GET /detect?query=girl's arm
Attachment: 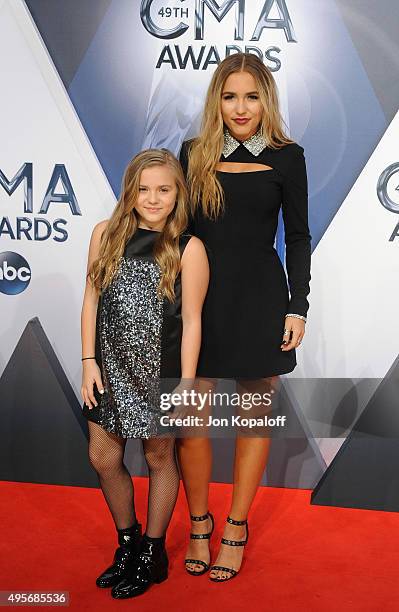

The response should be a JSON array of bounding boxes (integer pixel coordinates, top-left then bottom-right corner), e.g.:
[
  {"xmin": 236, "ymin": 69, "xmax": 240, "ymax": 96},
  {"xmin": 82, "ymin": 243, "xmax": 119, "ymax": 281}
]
[
  {"xmin": 180, "ymin": 236, "xmax": 209, "ymax": 380},
  {"xmin": 80, "ymin": 220, "xmax": 108, "ymax": 408}
]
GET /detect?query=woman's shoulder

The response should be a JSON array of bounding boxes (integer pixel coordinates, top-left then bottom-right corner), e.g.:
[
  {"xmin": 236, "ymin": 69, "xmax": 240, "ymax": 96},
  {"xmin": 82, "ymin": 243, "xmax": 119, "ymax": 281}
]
[
  {"xmin": 265, "ymin": 141, "xmax": 306, "ymax": 177},
  {"xmin": 179, "ymin": 137, "xmax": 191, "ymax": 154},
  {"xmin": 180, "ymin": 137, "xmax": 197, "ymax": 152},
  {"xmin": 179, "ymin": 137, "xmax": 200, "ymax": 162},
  {"xmin": 269, "ymin": 141, "xmax": 304, "ymax": 157}
]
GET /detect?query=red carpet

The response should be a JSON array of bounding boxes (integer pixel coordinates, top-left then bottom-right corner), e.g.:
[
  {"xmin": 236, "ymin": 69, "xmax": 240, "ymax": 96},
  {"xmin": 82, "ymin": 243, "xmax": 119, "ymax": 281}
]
[{"xmin": 1, "ymin": 479, "xmax": 398, "ymax": 611}]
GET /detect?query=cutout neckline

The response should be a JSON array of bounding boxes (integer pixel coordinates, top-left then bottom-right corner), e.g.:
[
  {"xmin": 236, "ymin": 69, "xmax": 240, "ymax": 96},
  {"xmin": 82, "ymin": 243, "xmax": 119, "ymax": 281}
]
[
  {"xmin": 216, "ymin": 168, "xmax": 275, "ymax": 175},
  {"xmin": 216, "ymin": 162, "xmax": 274, "ymax": 175}
]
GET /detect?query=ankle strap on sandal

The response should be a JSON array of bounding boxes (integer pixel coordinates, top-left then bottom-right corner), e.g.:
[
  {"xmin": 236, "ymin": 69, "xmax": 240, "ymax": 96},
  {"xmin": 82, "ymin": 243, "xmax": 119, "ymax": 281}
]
[
  {"xmin": 227, "ymin": 516, "xmax": 247, "ymax": 526},
  {"xmin": 190, "ymin": 512, "xmax": 210, "ymax": 522}
]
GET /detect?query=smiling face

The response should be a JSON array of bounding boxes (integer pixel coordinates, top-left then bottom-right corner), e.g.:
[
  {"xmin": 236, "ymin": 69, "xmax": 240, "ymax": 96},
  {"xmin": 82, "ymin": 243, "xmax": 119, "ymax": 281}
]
[
  {"xmin": 135, "ymin": 164, "xmax": 178, "ymax": 231},
  {"xmin": 221, "ymin": 70, "xmax": 264, "ymax": 141}
]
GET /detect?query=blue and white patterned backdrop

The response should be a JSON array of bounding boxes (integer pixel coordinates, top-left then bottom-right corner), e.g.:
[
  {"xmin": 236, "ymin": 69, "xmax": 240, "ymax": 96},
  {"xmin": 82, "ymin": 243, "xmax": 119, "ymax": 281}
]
[{"xmin": 1, "ymin": 0, "xmax": 398, "ymax": 482}]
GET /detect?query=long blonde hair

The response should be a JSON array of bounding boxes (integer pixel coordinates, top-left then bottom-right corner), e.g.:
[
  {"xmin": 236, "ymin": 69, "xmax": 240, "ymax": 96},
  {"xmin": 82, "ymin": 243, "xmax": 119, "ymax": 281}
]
[
  {"xmin": 88, "ymin": 149, "xmax": 188, "ymax": 301},
  {"xmin": 188, "ymin": 53, "xmax": 294, "ymax": 219}
]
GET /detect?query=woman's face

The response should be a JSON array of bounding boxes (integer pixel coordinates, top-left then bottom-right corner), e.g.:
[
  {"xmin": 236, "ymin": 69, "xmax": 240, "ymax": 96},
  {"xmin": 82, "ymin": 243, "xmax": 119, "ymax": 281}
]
[
  {"xmin": 135, "ymin": 165, "xmax": 177, "ymax": 231},
  {"xmin": 221, "ymin": 70, "xmax": 264, "ymax": 141}
]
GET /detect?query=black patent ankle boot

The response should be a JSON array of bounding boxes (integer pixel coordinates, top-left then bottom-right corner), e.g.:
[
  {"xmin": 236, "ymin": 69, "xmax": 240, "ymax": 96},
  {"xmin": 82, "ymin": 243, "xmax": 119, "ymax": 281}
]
[
  {"xmin": 111, "ymin": 534, "xmax": 168, "ymax": 599},
  {"xmin": 96, "ymin": 522, "xmax": 142, "ymax": 588}
]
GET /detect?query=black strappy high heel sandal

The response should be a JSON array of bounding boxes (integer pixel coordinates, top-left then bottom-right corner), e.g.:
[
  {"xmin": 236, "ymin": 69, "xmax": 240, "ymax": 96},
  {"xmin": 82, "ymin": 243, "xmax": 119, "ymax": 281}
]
[
  {"xmin": 209, "ymin": 516, "xmax": 249, "ymax": 582},
  {"xmin": 184, "ymin": 511, "xmax": 214, "ymax": 576}
]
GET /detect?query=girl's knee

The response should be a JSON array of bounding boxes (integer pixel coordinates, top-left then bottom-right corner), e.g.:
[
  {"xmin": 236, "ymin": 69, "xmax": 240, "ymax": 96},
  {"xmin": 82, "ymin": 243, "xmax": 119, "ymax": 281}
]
[
  {"xmin": 88, "ymin": 443, "xmax": 121, "ymax": 475},
  {"xmin": 143, "ymin": 439, "xmax": 175, "ymax": 470}
]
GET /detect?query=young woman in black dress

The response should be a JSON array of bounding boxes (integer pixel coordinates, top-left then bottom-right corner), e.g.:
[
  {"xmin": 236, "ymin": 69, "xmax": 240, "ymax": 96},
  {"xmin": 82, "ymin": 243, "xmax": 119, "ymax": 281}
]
[
  {"xmin": 178, "ymin": 53, "xmax": 311, "ymax": 581},
  {"xmin": 80, "ymin": 149, "xmax": 209, "ymax": 598}
]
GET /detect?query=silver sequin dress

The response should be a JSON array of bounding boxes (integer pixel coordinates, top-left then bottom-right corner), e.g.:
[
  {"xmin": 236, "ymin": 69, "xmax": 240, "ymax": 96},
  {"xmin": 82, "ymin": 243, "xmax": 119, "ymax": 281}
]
[{"xmin": 82, "ymin": 228, "xmax": 192, "ymax": 438}]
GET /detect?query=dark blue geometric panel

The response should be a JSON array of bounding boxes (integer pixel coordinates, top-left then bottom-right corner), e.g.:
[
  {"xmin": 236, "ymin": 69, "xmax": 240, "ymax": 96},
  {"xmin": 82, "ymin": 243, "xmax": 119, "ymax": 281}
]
[
  {"xmin": 68, "ymin": 0, "xmax": 159, "ymax": 196},
  {"xmin": 25, "ymin": 0, "xmax": 112, "ymax": 87},
  {"xmin": 0, "ymin": 317, "xmax": 98, "ymax": 488},
  {"xmin": 311, "ymin": 354, "xmax": 399, "ymax": 512},
  {"xmin": 336, "ymin": 0, "xmax": 399, "ymax": 122}
]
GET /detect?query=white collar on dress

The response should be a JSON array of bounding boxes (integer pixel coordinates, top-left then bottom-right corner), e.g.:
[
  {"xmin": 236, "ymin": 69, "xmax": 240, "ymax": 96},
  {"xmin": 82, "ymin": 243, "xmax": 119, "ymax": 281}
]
[{"xmin": 222, "ymin": 128, "xmax": 268, "ymax": 158}]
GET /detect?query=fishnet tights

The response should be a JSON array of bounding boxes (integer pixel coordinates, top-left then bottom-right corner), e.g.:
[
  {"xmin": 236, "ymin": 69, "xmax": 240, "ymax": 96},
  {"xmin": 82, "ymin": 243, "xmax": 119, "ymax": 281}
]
[{"xmin": 88, "ymin": 421, "xmax": 179, "ymax": 537}]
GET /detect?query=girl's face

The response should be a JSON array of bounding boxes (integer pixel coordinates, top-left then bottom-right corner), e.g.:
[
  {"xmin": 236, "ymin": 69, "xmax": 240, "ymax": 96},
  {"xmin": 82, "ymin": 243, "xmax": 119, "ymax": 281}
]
[
  {"xmin": 221, "ymin": 71, "xmax": 264, "ymax": 142},
  {"xmin": 135, "ymin": 165, "xmax": 178, "ymax": 231}
]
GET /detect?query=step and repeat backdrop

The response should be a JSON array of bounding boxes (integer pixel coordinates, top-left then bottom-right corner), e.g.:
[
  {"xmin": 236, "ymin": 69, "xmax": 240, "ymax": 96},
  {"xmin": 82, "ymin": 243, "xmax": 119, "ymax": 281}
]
[{"xmin": 1, "ymin": 0, "xmax": 398, "ymax": 508}]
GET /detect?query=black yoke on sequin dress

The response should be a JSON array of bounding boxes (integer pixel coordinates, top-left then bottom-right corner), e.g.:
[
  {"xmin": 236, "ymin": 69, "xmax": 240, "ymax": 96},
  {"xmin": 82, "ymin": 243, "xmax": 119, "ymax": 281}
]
[{"xmin": 82, "ymin": 228, "xmax": 192, "ymax": 438}]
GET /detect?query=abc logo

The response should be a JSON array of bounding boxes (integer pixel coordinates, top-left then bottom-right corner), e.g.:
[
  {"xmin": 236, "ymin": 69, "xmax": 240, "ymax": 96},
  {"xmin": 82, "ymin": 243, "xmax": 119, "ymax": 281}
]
[{"xmin": 0, "ymin": 252, "xmax": 31, "ymax": 295}]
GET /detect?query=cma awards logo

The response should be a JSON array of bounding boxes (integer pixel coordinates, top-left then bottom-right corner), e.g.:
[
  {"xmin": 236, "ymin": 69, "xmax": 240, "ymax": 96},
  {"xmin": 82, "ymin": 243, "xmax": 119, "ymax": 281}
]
[
  {"xmin": 140, "ymin": 0, "xmax": 296, "ymax": 71},
  {"xmin": 0, "ymin": 162, "xmax": 80, "ymax": 243},
  {"xmin": 377, "ymin": 162, "xmax": 399, "ymax": 242},
  {"xmin": 0, "ymin": 252, "xmax": 31, "ymax": 295}
]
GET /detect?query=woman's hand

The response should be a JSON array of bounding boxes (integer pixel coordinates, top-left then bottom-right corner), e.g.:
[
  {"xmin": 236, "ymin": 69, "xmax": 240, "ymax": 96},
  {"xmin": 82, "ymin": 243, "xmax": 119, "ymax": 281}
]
[
  {"xmin": 165, "ymin": 379, "xmax": 196, "ymax": 424},
  {"xmin": 81, "ymin": 360, "xmax": 104, "ymax": 409},
  {"xmin": 280, "ymin": 317, "xmax": 305, "ymax": 351}
]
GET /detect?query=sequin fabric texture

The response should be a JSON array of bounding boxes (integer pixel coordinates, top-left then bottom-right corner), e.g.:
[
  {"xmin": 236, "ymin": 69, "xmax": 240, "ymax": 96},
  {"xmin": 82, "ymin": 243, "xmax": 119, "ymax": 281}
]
[{"xmin": 97, "ymin": 256, "xmax": 163, "ymax": 438}]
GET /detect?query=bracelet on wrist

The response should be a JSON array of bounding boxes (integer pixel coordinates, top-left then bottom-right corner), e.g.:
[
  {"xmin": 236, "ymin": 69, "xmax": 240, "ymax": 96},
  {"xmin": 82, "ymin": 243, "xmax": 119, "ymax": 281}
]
[
  {"xmin": 82, "ymin": 357, "xmax": 96, "ymax": 361},
  {"xmin": 285, "ymin": 313, "xmax": 307, "ymax": 323}
]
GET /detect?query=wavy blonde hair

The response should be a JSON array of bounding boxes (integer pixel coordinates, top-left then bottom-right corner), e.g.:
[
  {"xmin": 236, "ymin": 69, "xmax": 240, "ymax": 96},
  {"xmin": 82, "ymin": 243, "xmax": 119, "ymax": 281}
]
[
  {"xmin": 187, "ymin": 53, "xmax": 294, "ymax": 218},
  {"xmin": 88, "ymin": 149, "xmax": 188, "ymax": 301}
]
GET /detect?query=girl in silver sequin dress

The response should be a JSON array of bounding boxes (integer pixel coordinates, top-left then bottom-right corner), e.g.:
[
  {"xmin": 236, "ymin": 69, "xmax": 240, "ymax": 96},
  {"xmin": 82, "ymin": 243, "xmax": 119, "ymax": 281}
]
[{"xmin": 80, "ymin": 149, "xmax": 209, "ymax": 599}]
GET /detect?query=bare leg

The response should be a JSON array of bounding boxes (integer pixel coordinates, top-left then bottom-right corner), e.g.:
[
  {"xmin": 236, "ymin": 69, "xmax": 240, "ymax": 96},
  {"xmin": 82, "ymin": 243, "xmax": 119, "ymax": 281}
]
[
  {"xmin": 176, "ymin": 378, "xmax": 215, "ymax": 573},
  {"xmin": 209, "ymin": 377, "xmax": 277, "ymax": 580}
]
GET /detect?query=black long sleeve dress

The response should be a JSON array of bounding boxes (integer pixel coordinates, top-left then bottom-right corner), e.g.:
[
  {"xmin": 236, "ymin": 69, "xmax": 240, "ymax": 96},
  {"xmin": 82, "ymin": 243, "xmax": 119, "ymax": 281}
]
[{"xmin": 179, "ymin": 136, "xmax": 311, "ymax": 379}]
